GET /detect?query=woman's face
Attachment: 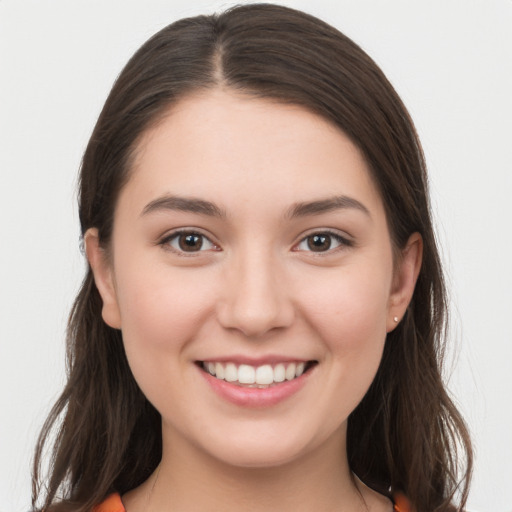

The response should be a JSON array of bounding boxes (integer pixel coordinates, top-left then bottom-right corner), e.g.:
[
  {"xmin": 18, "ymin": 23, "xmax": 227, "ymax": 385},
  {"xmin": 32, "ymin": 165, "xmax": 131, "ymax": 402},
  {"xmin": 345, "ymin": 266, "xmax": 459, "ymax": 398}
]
[{"xmin": 88, "ymin": 89, "xmax": 419, "ymax": 468}]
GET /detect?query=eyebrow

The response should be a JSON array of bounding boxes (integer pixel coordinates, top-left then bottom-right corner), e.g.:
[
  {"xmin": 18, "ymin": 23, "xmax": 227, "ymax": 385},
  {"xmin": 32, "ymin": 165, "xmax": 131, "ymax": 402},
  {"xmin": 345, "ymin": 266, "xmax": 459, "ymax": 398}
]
[
  {"xmin": 286, "ymin": 195, "xmax": 371, "ymax": 219},
  {"xmin": 141, "ymin": 195, "xmax": 226, "ymax": 218},
  {"xmin": 140, "ymin": 194, "xmax": 370, "ymax": 220}
]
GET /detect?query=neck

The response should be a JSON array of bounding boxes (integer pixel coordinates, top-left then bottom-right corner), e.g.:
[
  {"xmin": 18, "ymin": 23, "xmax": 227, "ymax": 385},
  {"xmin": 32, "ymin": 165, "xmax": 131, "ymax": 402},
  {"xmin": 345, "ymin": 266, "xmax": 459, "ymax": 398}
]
[{"xmin": 125, "ymin": 424, "xmax": 377, "ymax": 512}]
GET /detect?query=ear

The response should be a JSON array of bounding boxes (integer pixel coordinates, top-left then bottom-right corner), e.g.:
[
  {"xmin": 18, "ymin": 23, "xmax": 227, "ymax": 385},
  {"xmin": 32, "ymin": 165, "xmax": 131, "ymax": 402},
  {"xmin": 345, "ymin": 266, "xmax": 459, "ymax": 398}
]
[
  {"xmin": 387, "ymin": 232, "xmax": 423, "ymax": 332},
  {"xmin": 84, "ymin": 228, "xmax": 122, "ymax": 329}
]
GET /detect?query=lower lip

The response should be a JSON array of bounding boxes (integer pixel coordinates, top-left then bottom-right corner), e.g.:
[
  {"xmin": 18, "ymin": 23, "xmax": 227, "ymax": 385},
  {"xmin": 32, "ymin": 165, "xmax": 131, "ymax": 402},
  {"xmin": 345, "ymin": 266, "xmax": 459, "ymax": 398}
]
[{"xmin": 198, "ymin": 366, "xmax": 313, "ymax": 408}]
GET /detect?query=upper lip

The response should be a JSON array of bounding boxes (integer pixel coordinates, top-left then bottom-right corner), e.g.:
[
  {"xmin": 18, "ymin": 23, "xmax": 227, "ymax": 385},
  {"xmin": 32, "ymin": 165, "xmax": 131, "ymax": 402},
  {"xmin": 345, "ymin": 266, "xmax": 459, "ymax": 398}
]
[{"xmin": 196, "ymin": 355, "xmax": 315, "ymax": 366}]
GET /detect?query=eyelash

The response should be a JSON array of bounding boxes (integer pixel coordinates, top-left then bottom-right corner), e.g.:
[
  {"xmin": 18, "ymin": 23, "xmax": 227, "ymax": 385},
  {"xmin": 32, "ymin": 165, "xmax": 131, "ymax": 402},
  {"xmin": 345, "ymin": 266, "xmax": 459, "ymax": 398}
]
[
  {"xmin": 294, "ymin": 230, "xmax": 353, "ymax": 254},
  {"xmin": 158, "ymin": 229, "xmax": 353, "ymax": 256},
  {"xmin": 159, "ymin": 230, "xmax": 219, "ymax": 256}
]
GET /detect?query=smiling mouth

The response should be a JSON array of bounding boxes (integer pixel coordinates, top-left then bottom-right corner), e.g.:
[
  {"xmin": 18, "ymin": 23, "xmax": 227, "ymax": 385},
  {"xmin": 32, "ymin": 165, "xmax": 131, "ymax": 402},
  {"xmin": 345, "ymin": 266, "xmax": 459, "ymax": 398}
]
[{"xmin": 197, "ymin": 360, "xmax": 318, "ymax": 388}]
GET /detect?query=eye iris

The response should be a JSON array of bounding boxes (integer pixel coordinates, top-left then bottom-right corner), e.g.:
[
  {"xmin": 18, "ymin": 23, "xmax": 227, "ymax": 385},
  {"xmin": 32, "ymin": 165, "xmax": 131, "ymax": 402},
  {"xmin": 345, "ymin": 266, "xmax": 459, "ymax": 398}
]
[
  {"xmin": 179, "ymin": 233, "xmax": 203, "ymax": 252},
  {"xmin": 307, "ymin": 234, "xmax": 331, "ymax": 252}
]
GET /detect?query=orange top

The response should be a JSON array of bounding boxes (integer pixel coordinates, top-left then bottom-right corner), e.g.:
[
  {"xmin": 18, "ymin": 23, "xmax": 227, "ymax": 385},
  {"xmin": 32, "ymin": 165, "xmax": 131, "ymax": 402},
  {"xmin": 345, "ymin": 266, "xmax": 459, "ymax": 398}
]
[
  {"xmin": 94, "ymin": 491, "xmax": 413, "ymax": 512},
  {"xmin": 93, "ymin": 493, "xmax": 124, "ymax": 512}
]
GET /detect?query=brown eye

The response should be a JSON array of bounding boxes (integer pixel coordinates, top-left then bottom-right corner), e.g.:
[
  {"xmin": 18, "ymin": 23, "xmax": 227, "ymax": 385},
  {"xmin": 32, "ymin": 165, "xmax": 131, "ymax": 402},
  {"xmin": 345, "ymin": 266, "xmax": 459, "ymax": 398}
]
[
  {"xmin": 178, "ymin": 233, "xmax": 203, "ymax": 252},
  {"xmin": 164, "ymin": 231, "xmax": 216, "ymax": 254},
  {"xmin": 296, "ymin": 231, "xmax": 351, "ymax": 253},
  {"xmin": 307, "ymin": 234, "xmax": 332, "ymax": 252}
]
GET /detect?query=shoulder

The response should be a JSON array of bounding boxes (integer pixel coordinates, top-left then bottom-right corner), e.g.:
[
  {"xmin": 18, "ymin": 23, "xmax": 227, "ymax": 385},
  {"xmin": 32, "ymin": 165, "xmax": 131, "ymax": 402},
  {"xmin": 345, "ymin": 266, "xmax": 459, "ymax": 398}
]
[{"xmin": 93, "ymin": 493, "xmax": 125, "ymax": 512}]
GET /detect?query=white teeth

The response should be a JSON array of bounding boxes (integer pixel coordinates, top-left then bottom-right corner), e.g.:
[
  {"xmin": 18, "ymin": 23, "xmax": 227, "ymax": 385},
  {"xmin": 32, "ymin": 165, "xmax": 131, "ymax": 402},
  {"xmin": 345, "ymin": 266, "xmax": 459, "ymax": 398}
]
[
  {"xmin": 285, "ymin": 363, "xmax": 296, "ymax": 381},
  {"xmin": 238, "ymin": 364, "xmax": 255, "ymax": 384},
  {"xmin": 215, "ymin": 362, "xmax": 225, "ymax": 379},
  {"xmin": 202, "ymin": 361, "xmax": 312, "ymax": 385},
  {"xmin": 274, "ymin": 364, "xmax": 286, "ymax": 383},
  {"xmin": 224, "ymin": 363, "xmax": 238, "ymax": 382},
  {"xmin": 255, "ymin": 364, "xmax": 274, "ymax": 385}
]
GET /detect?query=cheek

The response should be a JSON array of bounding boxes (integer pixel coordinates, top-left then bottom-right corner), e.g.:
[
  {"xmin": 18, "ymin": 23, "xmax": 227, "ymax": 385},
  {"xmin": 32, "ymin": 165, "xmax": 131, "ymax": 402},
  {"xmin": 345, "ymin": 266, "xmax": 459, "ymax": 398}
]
[
  {"xmin": 298, "ymin": 264, "xmax": 392, "ymax": 424},
  {"xmin": 113, "ymin": 260, "xmax": 221, "ymax": 413},
  {"xmin": 303, "ymin": 262, "xmax": 390, "ymax": 333},
  {"xmin": 296, "ymin": 259, "xmax": 392, "ymax": 389},
  {"xmin": 115, "ymin": 259, "xmax": 214, "ymax": 340},
  {"xmin": 112, "ymin": 257, "xmax": 220, "ymax": 387}
]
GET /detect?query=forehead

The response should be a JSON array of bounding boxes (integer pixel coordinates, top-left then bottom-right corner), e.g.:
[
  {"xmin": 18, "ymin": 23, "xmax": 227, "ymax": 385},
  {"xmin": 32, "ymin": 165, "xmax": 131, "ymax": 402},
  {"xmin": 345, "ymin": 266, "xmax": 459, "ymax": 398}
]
[{"xmin": 123, "ymin": 89, "xmax": 384, "ymax": 220}]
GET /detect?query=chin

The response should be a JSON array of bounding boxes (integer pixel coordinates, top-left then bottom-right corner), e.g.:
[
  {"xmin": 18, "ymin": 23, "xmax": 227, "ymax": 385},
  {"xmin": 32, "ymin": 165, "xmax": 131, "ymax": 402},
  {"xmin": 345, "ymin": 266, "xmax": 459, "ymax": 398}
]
[
  {"xmin": 195, "ymin": 422, "xmax": 339, "ymax": 470},
  {"xmin": 213, "ymin": 446, "xmax": 306, "ymax": 470}
]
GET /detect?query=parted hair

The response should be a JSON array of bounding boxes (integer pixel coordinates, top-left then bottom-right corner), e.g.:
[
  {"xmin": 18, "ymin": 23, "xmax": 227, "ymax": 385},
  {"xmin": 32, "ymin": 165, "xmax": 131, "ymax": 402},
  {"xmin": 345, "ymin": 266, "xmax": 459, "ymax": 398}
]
[{"xmin": 32, "ymin": 4, "xmax": 472, "ymax": 512}]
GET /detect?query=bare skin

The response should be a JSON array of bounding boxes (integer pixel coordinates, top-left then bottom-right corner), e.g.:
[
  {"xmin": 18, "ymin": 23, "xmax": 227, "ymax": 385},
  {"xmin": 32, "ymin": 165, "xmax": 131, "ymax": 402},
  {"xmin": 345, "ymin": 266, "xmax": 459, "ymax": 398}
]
[
  {"xmin": 123, "ymin": 447, "xmax": 394, "ymax": 512},
  {"xmin": 86, "ymin": 89, "xmax": 421, "ymax": 512}
]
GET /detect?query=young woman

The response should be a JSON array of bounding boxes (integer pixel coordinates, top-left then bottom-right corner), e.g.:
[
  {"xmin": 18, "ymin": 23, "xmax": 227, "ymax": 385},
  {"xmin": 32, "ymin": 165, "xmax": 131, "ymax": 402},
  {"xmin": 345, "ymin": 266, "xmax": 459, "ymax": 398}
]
[{"xmin": 32, "ymin": 4, "xmax": 472, "ymax": 512}]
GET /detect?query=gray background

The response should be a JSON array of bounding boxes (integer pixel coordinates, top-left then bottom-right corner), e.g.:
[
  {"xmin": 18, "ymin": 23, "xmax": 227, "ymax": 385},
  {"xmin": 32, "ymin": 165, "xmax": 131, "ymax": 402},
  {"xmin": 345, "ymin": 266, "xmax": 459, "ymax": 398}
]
[{"xmin": 1, "ymin": 1, "xmax": 511, "ymax": 510}]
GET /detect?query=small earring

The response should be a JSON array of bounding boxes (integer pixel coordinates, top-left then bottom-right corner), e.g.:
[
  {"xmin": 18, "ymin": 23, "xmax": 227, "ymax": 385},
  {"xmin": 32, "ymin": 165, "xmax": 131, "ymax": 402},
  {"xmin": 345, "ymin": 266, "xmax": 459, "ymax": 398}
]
[{"xmin": 393, "ymin": 316, "xmax": 399, "ymax": 323}]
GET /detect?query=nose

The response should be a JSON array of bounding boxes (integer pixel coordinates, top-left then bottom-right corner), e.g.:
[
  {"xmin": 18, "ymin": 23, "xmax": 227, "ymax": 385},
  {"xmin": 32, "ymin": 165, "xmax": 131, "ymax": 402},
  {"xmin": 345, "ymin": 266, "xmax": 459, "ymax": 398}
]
[{"xmin": 216, "ymin": 251, "xmax": 295, "ymax": 338}]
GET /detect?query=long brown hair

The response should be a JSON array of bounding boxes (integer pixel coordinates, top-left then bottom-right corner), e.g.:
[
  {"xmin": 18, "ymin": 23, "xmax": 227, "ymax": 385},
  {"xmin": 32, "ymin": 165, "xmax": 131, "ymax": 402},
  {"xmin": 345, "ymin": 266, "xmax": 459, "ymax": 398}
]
[{"xmin": 32, "ymin": 4, "xmax": 472, "ymax": 511}]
